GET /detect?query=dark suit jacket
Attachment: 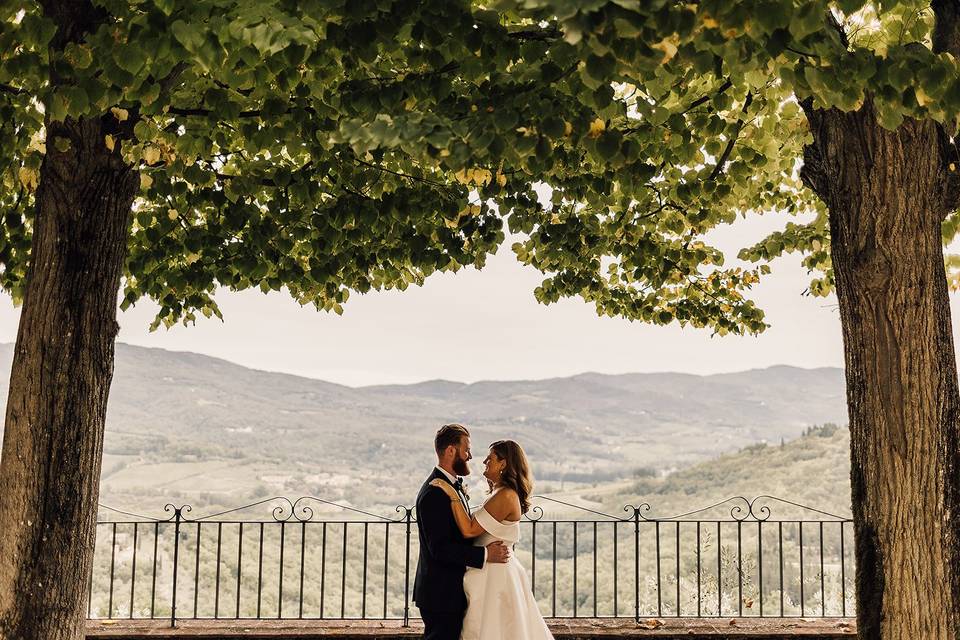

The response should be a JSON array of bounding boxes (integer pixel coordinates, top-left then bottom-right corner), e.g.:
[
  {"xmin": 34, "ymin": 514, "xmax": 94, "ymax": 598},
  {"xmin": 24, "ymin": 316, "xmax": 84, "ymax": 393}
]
[{"xmin": 413, "ymin": 468, "xmax": 486, "ymax": 612}]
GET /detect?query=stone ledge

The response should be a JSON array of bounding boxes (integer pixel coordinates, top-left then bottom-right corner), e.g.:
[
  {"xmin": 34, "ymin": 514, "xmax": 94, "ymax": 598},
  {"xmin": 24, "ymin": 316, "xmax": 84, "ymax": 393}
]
[{"xmin": 86, "ymin": 618, "xmax": 856, "ymax": 639}]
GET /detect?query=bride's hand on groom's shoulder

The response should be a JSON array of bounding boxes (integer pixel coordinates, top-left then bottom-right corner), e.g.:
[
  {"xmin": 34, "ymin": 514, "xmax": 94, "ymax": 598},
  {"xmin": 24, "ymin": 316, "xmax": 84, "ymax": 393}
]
[{"xmin": 429, "ymin": 478, "xmax": 458, "ymax": 500}]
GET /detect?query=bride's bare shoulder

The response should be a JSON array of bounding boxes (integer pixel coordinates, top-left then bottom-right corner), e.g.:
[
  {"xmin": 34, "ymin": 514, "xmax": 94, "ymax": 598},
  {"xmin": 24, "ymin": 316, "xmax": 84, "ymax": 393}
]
[{"xmin": 486, "ymin": 486, "xmax": 520, "ymax": 510}]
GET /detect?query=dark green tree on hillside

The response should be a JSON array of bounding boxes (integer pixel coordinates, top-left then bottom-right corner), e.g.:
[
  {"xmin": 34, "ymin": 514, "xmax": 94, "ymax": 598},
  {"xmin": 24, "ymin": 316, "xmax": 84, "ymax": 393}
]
[{"xmin": 2, "ymin": 0, "xmax": 959, "ymax": 639}]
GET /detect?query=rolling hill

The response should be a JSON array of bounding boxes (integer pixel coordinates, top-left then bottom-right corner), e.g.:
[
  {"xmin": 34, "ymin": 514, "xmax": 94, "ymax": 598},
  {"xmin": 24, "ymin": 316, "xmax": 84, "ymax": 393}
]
[{"xmin": 0, "ymin": 342, "xmax": 848, "ymax": 514}]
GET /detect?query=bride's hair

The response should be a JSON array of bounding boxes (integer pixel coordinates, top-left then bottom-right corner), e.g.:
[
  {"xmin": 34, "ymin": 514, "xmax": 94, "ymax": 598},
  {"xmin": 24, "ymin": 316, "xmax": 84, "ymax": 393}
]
[{"xmin": 489, "ymin": 440, "xmax": 533, "ymax": 514}]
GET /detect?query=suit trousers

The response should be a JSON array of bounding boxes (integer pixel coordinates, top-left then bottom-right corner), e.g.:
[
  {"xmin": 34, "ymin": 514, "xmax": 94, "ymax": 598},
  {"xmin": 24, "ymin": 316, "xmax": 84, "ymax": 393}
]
[{"xmin": 419, "ymin": 607, "xmax": 463, "ymax": 640}]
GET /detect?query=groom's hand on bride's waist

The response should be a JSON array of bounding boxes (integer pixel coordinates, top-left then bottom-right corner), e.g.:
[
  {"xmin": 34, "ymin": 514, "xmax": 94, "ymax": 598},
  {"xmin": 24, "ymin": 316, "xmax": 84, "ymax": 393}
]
[{"xmin": 486, "ymin": 541, "xmax": 511, "ymax": 564}]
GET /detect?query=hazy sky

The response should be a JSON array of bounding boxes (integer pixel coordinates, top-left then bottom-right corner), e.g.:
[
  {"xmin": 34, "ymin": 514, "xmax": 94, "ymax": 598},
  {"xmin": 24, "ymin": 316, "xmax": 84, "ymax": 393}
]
[{"xmin": 3, "ymin": 211, "xmax": 957, "ymax": 386}]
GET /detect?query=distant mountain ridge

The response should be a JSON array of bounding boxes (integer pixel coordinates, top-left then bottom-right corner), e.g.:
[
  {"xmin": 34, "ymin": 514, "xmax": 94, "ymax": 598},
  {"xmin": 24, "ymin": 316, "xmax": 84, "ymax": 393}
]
[{"xmin": 0, "ymin": 343, "xmax": 848, "ymax": 508}]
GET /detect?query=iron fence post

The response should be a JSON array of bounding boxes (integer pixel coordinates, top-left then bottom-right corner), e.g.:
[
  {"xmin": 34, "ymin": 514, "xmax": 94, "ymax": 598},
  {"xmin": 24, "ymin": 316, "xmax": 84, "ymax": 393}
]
[
  {"xmin": 167, "ymin": 504, "xmax": 190, "ymax": 628},
  {"xmin": 170, "ymin": 509, "xmax": 181, "ymax": 627},
  {"xmin": 633, "ymin": 507, "xmax": 640, "ymax": 624},
  {"xmin": 403, "ymin": 506, "xmax": 413, "ymax": 628}
]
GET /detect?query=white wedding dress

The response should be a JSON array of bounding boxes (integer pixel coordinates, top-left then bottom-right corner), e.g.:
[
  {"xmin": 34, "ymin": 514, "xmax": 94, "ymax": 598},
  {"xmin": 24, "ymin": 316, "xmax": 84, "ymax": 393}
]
[{"xmin": 461, "ymin": 493, "xmax": 554, "ymax": 640}]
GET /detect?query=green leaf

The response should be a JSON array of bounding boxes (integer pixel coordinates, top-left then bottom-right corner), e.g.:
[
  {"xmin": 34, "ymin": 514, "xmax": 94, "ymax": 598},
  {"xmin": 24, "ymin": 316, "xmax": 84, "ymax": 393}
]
[
  {"xmin": 171, "ymin": 20, "xmax": 204, "ymax": 52},
  {"xmin": 115, "ymin": 44, "xmax": 148, "ymax": 74},
  {"xmin": 596, "ymin": 130, "xmax": 622, "ymax": 159},
  {"xmin": 755, "ymin": 0, "xmax": 792, "ymax": 31},
  {"xmin": 789, "ymin": 2, "xmax": 824, "ymax": 40},
  {"xmin": 65, "ymin": 43, "xmax": 93, "ymax": 70},
  {"xmin": 585, "ymin": 53, "xmax": 615, "ymax": 82},
  {"xmin": 834, "ymin": 0, "xmax": 867, "ymax": 14},
  {"xmin": 52, "ymin": 136, "xmax": 72, "ymax": 152},
  {"xmin": 493, "ymin": 108, "xmax": 519, "ymax": 132},
  {"xmin": 61, "ymin": 85, "xmax": 88, "ymax": 116},
  {"xmin": 47, "ymin": 93, "xmax": 68, "ymax": 122},
  {"xmin": 153, "ymin": 0, "xmax": 176, "ymax": 15},
  {"xmin": 541, "ymin": 115, "xmax": 566, "ymax": 139}
]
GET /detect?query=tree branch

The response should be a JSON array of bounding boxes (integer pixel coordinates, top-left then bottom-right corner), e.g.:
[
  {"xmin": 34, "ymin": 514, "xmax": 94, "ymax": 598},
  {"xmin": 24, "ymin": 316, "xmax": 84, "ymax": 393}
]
[
  {"xmin": 798, "ymin": 98, "xmax": 831, "ymax": 202},
  {"xmin": 212, "ymin": 160, "xmax": 314, "ymax": 188},
  {"xmin": 354, "ymin": 61, "xmax": 459, "ymax": 85},
  {"xmin": 786, "ymin": 45, "xmax": 819, "ymax": 58},
  {"xmin": 827, "ymin": 11, "xmax": 850, "ymax": 49},
  {"xmin": 167, "ymin": 107, "xmax": 271, "ymax": 118},
  {"xmin": 507, "ymin": 26, "xmax": 561, "ymax": 41},
  {"xmin": 681, "ymin": 80, "xmax": 733, "ymax": 115},
  {"xmin": 353, "ymin": 158, "xmax": 451, "ymax": 189},
  {"xmin": 213, "ymin": 79, "xmax": 253, "ymax": 97},
  {"xmin": 706, "ymin": 92, "xmax": 754, "ymax": 182},
  {"xmin": 933, "ymin": 1, "xmax": 960, "ymax": 211},
  {"xmin": 937, "ymin": 123, "xmax": 960, "ymax": 216},
  {"xmin": 158, "ymin": 62, "xmax": 189, "ymax": 95},
  {"xmin": 933, "ymin": 0, "xmax": 960, "ymax": 57},
  {"xmin": 0, "ymin": 82, "xmax": 26, "ymax": 96}
]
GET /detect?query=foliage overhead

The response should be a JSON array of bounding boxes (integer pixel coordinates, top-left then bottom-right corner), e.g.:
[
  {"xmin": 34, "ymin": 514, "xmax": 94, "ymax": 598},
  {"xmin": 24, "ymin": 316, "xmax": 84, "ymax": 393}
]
[{"xmin": 2, "ymin": 0, "xmax": 959, "ymax": 335}]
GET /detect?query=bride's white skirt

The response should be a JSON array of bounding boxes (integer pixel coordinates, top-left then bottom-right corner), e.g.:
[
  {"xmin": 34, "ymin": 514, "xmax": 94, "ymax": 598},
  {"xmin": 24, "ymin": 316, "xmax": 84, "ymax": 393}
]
[{"xmin": 461, "ymin": 558, "xmax": 554, "ymax": 640}]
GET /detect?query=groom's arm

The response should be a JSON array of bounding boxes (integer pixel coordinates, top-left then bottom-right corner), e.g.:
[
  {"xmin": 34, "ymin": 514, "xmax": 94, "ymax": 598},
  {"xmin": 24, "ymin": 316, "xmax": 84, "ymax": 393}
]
[{"xmin": 418, "ymin": 489, "xmax": 485, "ymax": 569}]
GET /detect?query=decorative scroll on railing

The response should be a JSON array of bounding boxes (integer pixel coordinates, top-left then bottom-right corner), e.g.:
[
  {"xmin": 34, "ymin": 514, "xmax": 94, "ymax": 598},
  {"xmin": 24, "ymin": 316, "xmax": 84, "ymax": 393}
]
[{"xmin": 89, "ymin": 495, "xmax": 854, "ymax": 627}]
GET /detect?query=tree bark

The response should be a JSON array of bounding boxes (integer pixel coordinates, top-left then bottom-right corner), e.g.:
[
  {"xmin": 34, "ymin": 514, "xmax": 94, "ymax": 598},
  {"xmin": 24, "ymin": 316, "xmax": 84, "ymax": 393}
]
[
  {"xmin": 801, "ymin": 100, "xmax": 960, "ymax": 639},
  {"xmin": 0, "ymin": 112, "xmax": 137, "ymax": 638}
]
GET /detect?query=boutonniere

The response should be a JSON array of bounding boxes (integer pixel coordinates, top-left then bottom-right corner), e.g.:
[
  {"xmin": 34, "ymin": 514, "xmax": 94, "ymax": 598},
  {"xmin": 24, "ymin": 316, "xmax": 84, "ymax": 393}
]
[{"xmin": 454, "ymin": 478, "xmax": 469, "ymax": 501}]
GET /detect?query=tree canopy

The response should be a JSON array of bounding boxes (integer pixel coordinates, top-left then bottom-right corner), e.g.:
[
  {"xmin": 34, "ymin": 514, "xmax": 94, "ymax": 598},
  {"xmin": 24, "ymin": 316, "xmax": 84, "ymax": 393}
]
[{"xmin": 5, "ymin": 0, "xmax": 867, "ymax": 337}]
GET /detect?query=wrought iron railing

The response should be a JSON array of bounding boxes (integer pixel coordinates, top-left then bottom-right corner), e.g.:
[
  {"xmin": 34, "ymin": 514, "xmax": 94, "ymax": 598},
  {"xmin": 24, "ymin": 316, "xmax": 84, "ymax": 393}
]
[{"xmin": 88, "ymin": 496, "xmax": 855, "ymax": 627}]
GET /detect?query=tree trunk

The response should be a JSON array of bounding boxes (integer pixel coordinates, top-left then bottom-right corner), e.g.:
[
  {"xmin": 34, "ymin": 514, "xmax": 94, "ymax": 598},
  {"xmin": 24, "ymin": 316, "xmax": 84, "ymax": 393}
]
[
  {"xmin": 801, "ymin": 101, "xmax": 960, "ymax": 639},
  {"xmin": 0, "ymin": 113, "xmax": 137, "ymax": 639}
]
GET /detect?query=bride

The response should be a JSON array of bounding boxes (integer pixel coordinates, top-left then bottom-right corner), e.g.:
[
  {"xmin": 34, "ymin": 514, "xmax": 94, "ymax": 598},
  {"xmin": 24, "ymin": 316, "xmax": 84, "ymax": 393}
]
[{"xmin": 429, "ymin": 439, "xmax": 554, "ymax": 640}]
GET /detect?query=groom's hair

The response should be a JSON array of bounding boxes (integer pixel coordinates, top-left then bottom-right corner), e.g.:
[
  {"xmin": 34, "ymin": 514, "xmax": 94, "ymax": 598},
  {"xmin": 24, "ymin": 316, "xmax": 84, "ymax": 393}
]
[{"xmin": 435, "ymin": 423, "xmax": 470, "ymax": 455}]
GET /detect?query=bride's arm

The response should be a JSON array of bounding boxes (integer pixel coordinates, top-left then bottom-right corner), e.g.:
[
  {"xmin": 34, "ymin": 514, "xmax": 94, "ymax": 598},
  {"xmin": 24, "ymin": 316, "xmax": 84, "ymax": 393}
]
[
  {"xmin": 429, "ymin": 480, "xmax": 486, "ymax": 538},
  {"xmin": 449, "ymin": 495, "xmax": 487, "ymax": 539}
]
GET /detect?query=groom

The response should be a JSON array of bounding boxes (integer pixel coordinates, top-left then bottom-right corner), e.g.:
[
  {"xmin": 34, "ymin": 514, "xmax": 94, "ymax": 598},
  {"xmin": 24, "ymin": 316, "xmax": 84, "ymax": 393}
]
[{"xmin": 414, "ymin": 423, "xmax": 510, "ymax": 640}]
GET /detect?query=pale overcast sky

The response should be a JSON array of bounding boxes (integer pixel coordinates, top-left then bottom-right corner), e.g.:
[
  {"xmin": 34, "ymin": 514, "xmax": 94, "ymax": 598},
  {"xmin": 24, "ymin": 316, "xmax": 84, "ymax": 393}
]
[{"xmin": 0, "ymin": 208, "xmax": 890, "ymax": 386}]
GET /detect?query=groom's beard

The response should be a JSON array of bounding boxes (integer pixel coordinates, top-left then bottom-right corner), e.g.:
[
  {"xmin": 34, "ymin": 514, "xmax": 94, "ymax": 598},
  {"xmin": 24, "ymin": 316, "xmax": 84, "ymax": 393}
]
[{"xmin": 453, "ymin": 454, "xmax": 470, "ymax": 476}]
